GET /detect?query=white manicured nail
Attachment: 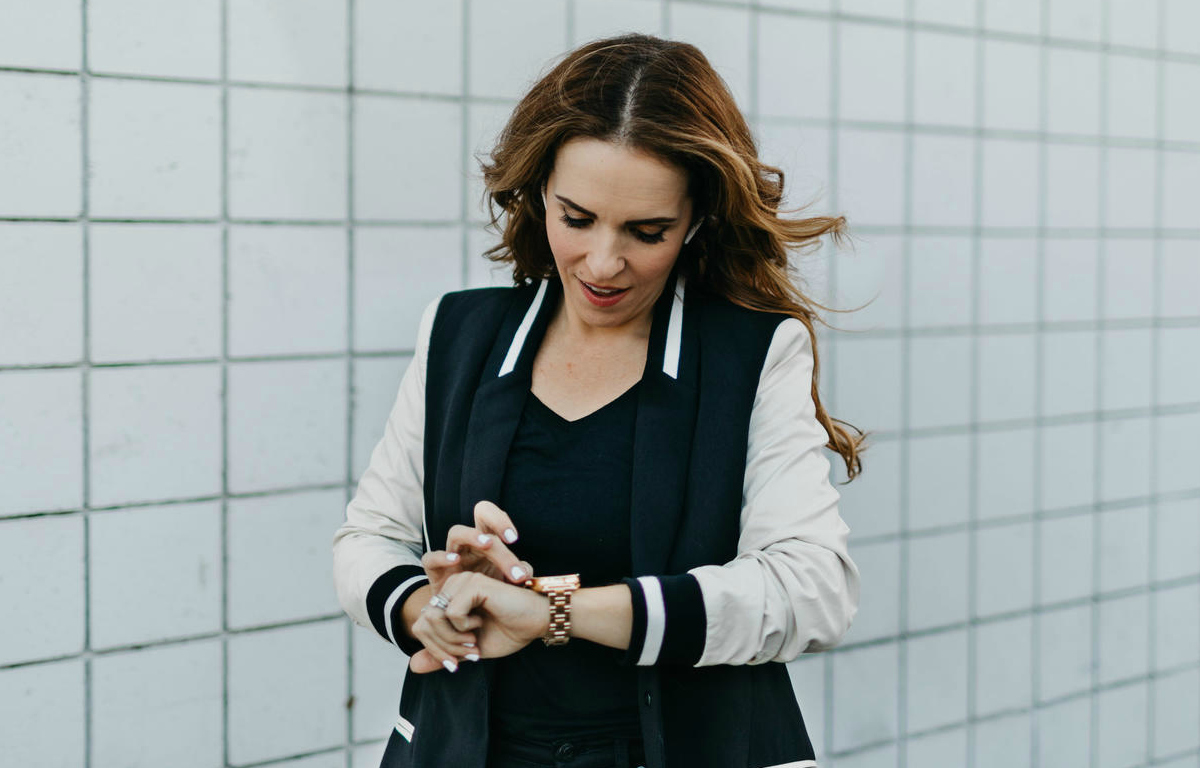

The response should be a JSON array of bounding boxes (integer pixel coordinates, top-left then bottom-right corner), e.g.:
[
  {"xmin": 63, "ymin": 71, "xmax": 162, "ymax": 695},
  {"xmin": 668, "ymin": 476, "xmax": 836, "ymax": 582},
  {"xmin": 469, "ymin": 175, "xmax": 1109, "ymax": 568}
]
[
  {"xmin": 462, "ymin": 642, "xmax": 475, "ymax": 648},
  {"xmin": 464, "ymin": 653, "xmax": 480, "ymax": 662},
  {"xmin": 445, "ymin": 552, "xmax": 459, "ymax": 562},
  {"xmin": 442, "ymin": 659, "xmax": 457, "ymax": 673},
  {"xmin": 503, "ymin": 528, "xmax": 518, "ymax": 543},
  {"xmin": 511, "ymin": 565, "xmax": 526, "ymax": 580},
  {"xmin": 477, "ymin": 534, "xmax": 490, "ymax": 545}
]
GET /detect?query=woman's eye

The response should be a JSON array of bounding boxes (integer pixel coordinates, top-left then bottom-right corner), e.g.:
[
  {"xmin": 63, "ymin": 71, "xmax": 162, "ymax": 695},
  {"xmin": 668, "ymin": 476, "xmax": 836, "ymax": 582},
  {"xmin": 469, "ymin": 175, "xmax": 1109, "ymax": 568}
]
[
  {"xmin": 559, "ymin": 213, "xmax": 665, "ymax": 244},
  {"xmin": 633, "ymin": 229, "xmax": 667, "ymax": 244}
]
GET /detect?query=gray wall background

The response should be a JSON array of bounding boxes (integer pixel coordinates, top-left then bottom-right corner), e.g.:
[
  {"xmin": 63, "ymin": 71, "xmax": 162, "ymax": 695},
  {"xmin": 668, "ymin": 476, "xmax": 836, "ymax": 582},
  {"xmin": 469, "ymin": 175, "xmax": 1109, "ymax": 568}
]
[{"xmin": 1, "ymin": 1, "xmax": 1198, "ymax": 767}]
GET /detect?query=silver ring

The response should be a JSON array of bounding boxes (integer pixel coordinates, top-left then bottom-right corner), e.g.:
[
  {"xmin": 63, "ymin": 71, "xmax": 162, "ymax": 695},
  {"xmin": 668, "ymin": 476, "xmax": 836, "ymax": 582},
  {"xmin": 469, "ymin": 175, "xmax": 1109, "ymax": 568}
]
[{"xmin": 428, "ymin": 592, "xmax": 451, "ymax": 611}]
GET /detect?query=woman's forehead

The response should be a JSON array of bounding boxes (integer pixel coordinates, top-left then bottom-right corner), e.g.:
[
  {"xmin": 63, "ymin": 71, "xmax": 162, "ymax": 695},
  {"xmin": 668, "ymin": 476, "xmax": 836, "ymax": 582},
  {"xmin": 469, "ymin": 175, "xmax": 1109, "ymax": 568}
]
[{"xmin": 549, "ymin": 137, "xmax": 690, "ymax": 213}]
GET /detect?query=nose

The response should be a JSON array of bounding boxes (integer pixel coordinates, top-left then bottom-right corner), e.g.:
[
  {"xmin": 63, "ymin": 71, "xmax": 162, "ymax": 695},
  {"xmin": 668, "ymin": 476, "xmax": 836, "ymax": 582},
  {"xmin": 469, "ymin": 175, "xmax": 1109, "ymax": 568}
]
[{"xmin": 585, "ymin": 229, "xmax": 625, "ymax": 281}]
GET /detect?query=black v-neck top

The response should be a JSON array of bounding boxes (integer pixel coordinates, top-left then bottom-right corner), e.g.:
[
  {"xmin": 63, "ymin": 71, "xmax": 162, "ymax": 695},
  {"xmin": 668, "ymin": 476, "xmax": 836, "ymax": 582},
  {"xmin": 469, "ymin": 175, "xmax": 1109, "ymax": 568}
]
[{"xmin": 490, "ymin": 382, "xmax": 642, "ymax": 741}]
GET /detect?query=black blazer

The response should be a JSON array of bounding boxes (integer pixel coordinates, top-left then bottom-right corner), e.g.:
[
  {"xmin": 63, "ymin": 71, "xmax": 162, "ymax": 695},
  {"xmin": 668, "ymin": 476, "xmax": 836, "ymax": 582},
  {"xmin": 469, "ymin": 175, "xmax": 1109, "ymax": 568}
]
[{"xmin": 367, "ymin": 277, "xmax": 825, "ymax": 768}]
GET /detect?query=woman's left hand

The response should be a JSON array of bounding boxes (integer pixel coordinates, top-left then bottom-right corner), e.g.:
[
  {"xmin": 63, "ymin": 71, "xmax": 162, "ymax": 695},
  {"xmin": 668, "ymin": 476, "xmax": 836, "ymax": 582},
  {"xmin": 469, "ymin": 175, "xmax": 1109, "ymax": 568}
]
[{"xmin": 408, "ymin": 571, "xmax": 549, "ymax": 674}]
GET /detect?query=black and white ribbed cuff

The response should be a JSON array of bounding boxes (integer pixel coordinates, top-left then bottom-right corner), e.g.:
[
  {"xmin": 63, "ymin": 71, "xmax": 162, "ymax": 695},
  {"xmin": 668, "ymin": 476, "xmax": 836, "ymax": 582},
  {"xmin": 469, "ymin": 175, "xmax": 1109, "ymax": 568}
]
[
  {"xmin": 366, "ymin": 564, "xmax": 429, "ymax": 657},
  {"xmin": 619, "ymin": 574, "xmax": 706, "ymax": 666}
]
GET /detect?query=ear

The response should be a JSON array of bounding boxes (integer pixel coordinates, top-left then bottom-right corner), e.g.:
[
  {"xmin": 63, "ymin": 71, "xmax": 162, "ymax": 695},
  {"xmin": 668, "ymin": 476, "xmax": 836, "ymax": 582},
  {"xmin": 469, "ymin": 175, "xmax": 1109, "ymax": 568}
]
[{"xmin": 683, "ymin": 217, "xmax": 703, "ymax": 245}]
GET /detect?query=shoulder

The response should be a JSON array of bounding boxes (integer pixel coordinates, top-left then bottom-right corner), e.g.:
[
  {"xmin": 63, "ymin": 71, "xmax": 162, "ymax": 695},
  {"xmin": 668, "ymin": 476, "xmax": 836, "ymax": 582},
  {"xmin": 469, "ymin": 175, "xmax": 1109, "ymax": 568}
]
[
  {"xmin": 433, "ymin": 285, "xmax": 524, "ymax": 323},
  {"xmin": 426, "ymin": 284, "xmax": 536, "ymax": 342},
  {"xmin": 691, "ymin": 289, "xmax": 796, "ymax": 369},
  {"xmin": 420, "ymin": 283, "xmax": 542, "ymax": 377}
]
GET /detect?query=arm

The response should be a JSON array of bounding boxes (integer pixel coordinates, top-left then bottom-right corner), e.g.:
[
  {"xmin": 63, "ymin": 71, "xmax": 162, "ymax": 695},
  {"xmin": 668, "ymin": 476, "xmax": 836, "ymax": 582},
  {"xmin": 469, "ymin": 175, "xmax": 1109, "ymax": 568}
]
[
  {"xmin": 331, "ymin": 297, "xmax": 441, "ymax": 656},
  {"xmin": 622, "ymin": 317, "xmax": 860, "ymax": 667}
]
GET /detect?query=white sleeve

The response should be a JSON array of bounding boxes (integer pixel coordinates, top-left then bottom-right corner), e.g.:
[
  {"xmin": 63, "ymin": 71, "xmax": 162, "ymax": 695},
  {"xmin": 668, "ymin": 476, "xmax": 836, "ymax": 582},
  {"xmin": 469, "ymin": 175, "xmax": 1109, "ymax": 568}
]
[
  {"xmin": 331, "ymin": 297, "xmax": 440, "ymax": 638},
  {"xmin": 689, "ymin": 317, "xmax": 860, "ymax": 666}
]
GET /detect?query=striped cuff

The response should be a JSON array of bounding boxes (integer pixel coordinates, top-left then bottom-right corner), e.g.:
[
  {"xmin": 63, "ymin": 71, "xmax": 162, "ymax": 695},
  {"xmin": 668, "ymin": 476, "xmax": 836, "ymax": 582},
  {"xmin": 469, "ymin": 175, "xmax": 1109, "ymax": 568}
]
[
  {"xmin": 366, "ymin": 564, "xmax": 429, "ymax": 657},
  {"xmin": 619, "ymin": 574, "xmax": 706, "ymax": 666}
]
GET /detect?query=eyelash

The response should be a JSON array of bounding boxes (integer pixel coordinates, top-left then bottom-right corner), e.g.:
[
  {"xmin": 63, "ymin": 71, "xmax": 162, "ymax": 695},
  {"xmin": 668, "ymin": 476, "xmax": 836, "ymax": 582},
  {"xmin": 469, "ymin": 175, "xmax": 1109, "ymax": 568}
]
[{"xmin": 559, "ymin": 213, "xmax": 667, "ymax": 245}]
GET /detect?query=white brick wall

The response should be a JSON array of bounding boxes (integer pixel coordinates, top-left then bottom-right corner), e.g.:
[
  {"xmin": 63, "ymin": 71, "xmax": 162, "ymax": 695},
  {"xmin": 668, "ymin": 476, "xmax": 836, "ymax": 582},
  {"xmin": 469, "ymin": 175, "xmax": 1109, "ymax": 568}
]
[{"xmin": 1, "ymin": 1, "xmax": 1197, "ymax": 767}]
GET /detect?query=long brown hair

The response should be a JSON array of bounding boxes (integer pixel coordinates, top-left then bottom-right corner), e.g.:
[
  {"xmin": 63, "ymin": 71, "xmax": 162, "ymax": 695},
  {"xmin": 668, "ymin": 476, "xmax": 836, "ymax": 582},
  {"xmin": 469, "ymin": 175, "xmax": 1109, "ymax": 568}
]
[{"xmin": 479, "ymin": 34, "xmax": 866, "ymax": 480}]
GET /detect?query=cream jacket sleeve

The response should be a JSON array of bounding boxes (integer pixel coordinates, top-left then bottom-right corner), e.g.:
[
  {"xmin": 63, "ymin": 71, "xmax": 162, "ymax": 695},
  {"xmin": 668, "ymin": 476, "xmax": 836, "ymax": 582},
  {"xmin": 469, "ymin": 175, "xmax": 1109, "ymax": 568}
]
[
  {"xmin": 623, "ymin": 317, "xmax": 860, "ymax": 667},
  {"xmin": 331, "ymin": 298, "xmax": 440, "ymax": 648},
  {"xmin": 693, "ymin": 317, "xmax": 859, "ymax": 665}
]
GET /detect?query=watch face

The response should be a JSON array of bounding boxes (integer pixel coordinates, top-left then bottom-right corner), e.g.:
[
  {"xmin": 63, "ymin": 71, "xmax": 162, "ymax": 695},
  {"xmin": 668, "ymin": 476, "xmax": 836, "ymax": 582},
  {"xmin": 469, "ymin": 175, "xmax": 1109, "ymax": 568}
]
[{"xmin": 533, "ymin": 574, "xmax": 581, "ymax": 591}]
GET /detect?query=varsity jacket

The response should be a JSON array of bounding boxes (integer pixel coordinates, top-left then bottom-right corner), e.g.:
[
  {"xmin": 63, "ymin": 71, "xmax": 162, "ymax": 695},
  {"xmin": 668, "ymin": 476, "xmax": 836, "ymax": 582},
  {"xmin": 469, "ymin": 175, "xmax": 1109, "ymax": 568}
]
[{"xmin": 332, "ymin": 273, "xmax": 859, "ymax": 768}]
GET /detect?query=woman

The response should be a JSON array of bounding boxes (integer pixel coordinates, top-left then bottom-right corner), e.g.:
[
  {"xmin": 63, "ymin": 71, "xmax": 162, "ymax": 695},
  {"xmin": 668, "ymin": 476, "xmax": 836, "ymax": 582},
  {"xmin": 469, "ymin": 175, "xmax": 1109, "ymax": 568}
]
[{"xmin": 333, "ymin": 34, "xmax": 864, "ymax": 768}]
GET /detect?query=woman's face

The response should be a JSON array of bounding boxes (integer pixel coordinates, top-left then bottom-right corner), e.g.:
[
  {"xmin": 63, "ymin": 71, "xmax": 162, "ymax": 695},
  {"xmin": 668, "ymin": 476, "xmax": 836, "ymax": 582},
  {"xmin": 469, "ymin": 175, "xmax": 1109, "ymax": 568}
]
[{"xmin": 544, "ymin": 137, "xmax": 693, "ymax": 336}]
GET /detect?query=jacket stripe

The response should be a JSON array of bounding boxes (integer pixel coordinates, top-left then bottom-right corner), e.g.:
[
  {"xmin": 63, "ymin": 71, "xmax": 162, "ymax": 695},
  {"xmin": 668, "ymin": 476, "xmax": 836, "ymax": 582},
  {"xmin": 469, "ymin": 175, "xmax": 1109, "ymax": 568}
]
[
  {"xmin": 383, "ymin": 574, "xmax": 427, "ymax": 646},
  {"xmin": 762, "ymin": 761, "xmax": 818, "ymax": 768},
  {"xmin": 663, "ymin": 275, "xmax": 686, "ymax": 378},
  {"xmin": 498, "ymin": 279, "xmax": 547, "ymax": 377},
  {"xmin": 365, "ymin": 564, "xmax": 428, "ymax": 656},
  {"xmin": 394, "ymin": 714, "xmax": 415, "ymax": 742},
  {"xmin": 637, "ymin": 576, "xmax": 666, "ymax": 665}
]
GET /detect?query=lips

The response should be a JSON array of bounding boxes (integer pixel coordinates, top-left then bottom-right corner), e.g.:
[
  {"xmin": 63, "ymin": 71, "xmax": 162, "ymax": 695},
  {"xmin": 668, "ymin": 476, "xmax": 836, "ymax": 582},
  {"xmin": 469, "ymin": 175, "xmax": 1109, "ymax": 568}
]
[
  {"xmin": 582, "ymin": 281, "xmax": 626, "ymax": 296},
  {"xmin": 578, "ymin": 278, "xmax": 629, "ymax": 306}
]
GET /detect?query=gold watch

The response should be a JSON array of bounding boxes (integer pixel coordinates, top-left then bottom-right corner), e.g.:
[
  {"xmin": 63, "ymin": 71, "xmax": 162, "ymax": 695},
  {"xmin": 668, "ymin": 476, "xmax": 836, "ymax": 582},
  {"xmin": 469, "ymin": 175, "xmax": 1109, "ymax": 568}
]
[{"xmin": 523, "ymin": 574, "xmax": 581, "ymax": 646}]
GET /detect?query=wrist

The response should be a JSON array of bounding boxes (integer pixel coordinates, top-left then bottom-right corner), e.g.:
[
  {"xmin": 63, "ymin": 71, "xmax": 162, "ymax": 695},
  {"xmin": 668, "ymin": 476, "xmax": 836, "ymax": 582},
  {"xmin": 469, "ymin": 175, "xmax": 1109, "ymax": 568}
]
[
  {"xmin": 570, "ymin": 584, "xmax": 633, "ymax": 650},
  {"xmin": 400, "ymin": 584, "xmax": 432, "ymax": 641}
]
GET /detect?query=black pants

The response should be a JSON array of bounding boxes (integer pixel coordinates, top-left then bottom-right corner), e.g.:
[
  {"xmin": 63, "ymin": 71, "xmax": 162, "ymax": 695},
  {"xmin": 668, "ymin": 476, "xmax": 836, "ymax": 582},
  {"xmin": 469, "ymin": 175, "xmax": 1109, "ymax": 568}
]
[{"xmin": 488, "ymin": 733, "xmax": 647, "ymax": 768}]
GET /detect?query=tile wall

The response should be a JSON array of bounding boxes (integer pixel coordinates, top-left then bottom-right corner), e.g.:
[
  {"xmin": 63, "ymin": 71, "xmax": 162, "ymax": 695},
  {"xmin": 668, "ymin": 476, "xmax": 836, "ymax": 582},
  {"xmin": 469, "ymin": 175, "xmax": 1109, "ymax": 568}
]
[{"xmin": 1, "ymin": 0, "xmax": 1197, "ymax": 766}]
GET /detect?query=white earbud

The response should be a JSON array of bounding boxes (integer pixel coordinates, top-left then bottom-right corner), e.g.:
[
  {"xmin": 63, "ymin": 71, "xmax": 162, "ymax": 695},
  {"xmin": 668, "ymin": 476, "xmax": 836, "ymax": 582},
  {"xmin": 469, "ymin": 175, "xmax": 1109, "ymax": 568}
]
[{"xmin": 683, "ymin": 218, "xmax": 703, "ymax": 245}]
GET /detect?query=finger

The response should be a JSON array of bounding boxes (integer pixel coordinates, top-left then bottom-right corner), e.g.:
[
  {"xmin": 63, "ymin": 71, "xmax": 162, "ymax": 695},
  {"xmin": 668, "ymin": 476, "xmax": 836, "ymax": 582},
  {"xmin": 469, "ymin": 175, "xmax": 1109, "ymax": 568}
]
[
  {"xmin": 418, "ymin": 588, "xmax": 481, "ymax": 652},
  {"xmin": 443, "ymin": 577, "xmax": 494, "ymax": 633},
  {"xmin": 421, "ymin": 550, "xmax": 462, "ymax": 584},
  {"xmin": 408, "ymin": 649, "xmax": 445, "ymax": 674},
  {"xmin": 474, "ymin": 500, "xmax": 520, "ymax": 545},
  {"xmin": 424, "ymin": 611, "xmax": 479, "ymax": 650},
  {"xmin": 445, "ymin": 528, "xmax": 530, "ymax": 583},
  {"xmin": 422, "ymin": 549, "xmax": 462, "ymax": 569},
  {"xmin": 408, "ymin": 643, "xmax": 480, "ymax": 674},
  {"xmin": 410, "ymin": 609, "xmax": 477, "ymax": 672}
]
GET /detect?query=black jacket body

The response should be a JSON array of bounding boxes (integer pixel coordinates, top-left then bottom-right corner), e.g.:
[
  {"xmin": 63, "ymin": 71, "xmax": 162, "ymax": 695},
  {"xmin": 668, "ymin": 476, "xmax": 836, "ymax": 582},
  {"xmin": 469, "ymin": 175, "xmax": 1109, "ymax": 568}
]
[{"xmin": 377, "ymin": 277, "xmax": 819, "ymax": 768}]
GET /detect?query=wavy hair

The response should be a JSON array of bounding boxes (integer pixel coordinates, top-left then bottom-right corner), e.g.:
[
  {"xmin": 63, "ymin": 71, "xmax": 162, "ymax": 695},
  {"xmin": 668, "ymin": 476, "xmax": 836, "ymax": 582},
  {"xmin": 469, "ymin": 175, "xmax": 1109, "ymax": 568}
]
[{"xmin": 478, "ymin": 34, "xmax": 866, "ymax": 480}]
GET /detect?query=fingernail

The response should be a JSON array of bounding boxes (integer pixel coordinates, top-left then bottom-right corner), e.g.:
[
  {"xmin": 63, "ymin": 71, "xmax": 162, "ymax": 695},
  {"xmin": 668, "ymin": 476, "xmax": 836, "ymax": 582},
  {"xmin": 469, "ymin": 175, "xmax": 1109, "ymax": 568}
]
[
  {"xmin": 462, "ymin": 641, "xmax": 475, "ymax": 648},
  {"xmin": 511, "ymin": 565, "xmax": 527, "ymax": 580},
  {"xmin": 464, "ymin": 653, "xmax": 480, "ymax": 662},
  {"xmin": 477, "ymin": 534, "xmax": 490, "ymax": 545},
  {"xmin": 503, "ymin": 528, "xmax": 518, "ymax": 543},
  {"xmin": 445, "ymin": 552, "xmax": 459, "ymax": 562},
  {"xmin": 442, "ymin": 659, "xmax": 458, "ymax": 673}
]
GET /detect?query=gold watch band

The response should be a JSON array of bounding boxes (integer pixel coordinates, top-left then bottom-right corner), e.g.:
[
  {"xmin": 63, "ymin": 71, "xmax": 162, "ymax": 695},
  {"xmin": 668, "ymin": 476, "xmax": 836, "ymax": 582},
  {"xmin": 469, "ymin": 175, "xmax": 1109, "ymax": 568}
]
[{"xmin": 523, "ymin": 574, "xmax": 581, "ymax": 646}]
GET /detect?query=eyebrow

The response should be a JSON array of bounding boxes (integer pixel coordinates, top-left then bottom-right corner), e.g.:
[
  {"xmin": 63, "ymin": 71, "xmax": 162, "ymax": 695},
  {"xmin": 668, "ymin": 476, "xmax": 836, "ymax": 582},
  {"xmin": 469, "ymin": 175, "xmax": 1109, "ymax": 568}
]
[{"xmin": 554, "ymin": 194, "xmax": 678, "ymax": 226}]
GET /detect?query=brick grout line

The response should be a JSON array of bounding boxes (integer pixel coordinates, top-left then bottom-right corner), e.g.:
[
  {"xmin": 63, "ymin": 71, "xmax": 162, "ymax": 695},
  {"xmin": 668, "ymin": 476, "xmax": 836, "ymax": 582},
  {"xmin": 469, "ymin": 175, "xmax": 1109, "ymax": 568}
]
[
  {"xmin": 966, "ymin": 0, "xmax": 986, "ymax": 762},
  {"xmin": 1145, "ymin": 0, "xmax": 1167, "ymax": 761},
  {"xmin": 461, "ymin": 0, "xmax": 472, "ymax": 291},
  {"xmin": 218, "ymin": 1, "xmax": 231, "ymax": 765},
  {"xmin": 896, "ymin": 0, "xmax": 916, "ymax": 764},
  {"xmin": 1089, "ymin": 0, "xmax": 1111, "ymax": 763},
  {"xmin": 343, "ymin": 1, "xmax": 357, "ymax": 763},
  {"xmin": 8, "ymin": 562, "xmax": 1196, "ymax": 675},
  {"xmin": 80, "ymin": 0, "xmax": 93, "ymax": 766},
  {"xmin": 1030, "ymin": 0, "xmax": 1049, "ymax": 763},
  {"xmin": 2, "ymin": 8, "xmax": 1199, "ymax": 75},
  {"xmin": 823, "ymin": 0, "xmax": 841, "ymax": 761}
]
